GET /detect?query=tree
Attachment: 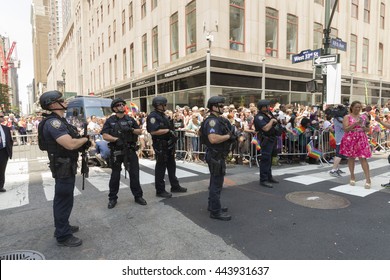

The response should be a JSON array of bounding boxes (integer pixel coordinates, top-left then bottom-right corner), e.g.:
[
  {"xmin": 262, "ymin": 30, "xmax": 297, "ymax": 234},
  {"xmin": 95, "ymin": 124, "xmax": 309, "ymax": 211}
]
[{"xmin": 0, "ymin": 83, "xmax": 11, "ymax": 112}]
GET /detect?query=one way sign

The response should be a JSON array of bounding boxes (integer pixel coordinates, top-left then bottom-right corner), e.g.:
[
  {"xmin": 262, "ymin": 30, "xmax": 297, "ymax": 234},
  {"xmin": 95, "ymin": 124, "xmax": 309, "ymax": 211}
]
[{"xmin": 313, "ymin": 54, "xmax": 339, "ymax": 66}]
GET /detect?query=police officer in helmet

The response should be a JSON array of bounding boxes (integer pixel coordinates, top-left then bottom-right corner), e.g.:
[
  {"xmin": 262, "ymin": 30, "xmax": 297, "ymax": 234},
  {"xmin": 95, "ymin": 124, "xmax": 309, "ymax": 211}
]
[
  {"xmin": 38, "ymin": 90, "xmax": 90, "ymax": 247},
  {"xmin": 101, "ymin": 98, "xmax": 147, "ymax": 209},
  {"xmin": 200, "ymin": 96, "xmax": 236, "ymax": 221},
  {"xmin": 146, "ymin": 96, "xmax": 187, "ymax": 198},
  {"xmin": 253, "ymin": 99, "xmax": 280, "ymax": 188}
]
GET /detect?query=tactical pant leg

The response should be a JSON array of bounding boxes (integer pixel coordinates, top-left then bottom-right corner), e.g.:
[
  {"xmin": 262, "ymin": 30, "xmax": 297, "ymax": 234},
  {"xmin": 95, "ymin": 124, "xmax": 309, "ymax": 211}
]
[
  {"xmin": 155, "ymin": 153, "xmax": 167, "ymax": 193},
  {"xmin": 208, "ymin": 171, "xmax": 224, "ymax": 213},
  {"xmin": 127, "ymin": 151, "xmax": 143, "ymax": 198},
  {"xmin": 53, "ymin": 176, "xmax": 76, "ymax": 241},
  {"xmin": 108, "ymin": 158, "xmax": 122, "ymax": 201},
  {"xmin": 260, "ymin": 141, "xmax": 273, "ymax": 182},
  {"xmin": 166, "ymin": 150, "xmax": 180, "ymax": 188}
]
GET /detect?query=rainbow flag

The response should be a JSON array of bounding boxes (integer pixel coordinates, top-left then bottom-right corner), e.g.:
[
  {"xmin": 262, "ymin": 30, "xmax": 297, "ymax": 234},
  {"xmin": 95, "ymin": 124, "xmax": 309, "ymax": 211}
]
[
  {"xmin": 369, "ymin": 138, "xmax": 378, "ymax": 147},
  {"xmin": 378, "ymin": 123, "xmax": 385, "ymax": 131},
  {"xmin": 292, "ymin": 125, "xmax": 305, "ymax": 135},
  {"xmin": 251, "ymin": 135, "xmax": 261, "ymax": 151},
  {"xmin": 306, "ymin": 141, "xmax": 322, "ymax": 159},
  {"xmin": 329, "ymin": 132, "xmax": 336, "ymax": 149}
]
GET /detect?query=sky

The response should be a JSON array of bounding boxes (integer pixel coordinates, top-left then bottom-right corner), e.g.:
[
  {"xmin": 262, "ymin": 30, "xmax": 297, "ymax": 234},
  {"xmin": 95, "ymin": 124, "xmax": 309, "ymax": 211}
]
[{"xmin": 0, "ymin": 0, "xmax": 34, "ymax": 113}]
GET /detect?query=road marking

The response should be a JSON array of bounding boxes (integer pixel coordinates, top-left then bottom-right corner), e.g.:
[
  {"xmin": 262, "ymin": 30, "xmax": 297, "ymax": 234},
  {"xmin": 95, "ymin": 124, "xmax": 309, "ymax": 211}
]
[{"xmin": 42, "ymin": 171, "xmax": 82, "ymax": 201}]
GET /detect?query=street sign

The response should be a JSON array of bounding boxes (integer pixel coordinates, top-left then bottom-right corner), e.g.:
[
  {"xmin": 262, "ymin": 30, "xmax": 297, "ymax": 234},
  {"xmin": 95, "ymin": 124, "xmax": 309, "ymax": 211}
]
[
  {"xmin": 313, "ymin": 54, "xmax": 339, "ymax": 66},
  {"xmin": 292, "ymin": 49, "xmax": 321, "ymax": 64},
  {"xmin": 330, "ymin": 38, "xmax": 347, "ymax": 51}
]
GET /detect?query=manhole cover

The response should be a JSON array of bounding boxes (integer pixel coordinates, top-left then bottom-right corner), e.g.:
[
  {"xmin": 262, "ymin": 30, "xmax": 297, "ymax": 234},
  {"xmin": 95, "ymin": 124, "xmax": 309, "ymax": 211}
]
[
  {"xmin": 0, "ymin": 250, "xmax": 45, "ymax": 260},
  {"xmin": 286, "ymin": 191, "xmax": 350, "ymax": 209}
]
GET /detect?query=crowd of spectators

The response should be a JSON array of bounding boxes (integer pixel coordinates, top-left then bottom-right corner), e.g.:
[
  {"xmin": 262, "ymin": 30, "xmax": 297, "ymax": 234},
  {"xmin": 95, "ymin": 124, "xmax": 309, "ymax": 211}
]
[{"xmin": 3, "ymin": 99, "xmax": 390, "ymax": 167}]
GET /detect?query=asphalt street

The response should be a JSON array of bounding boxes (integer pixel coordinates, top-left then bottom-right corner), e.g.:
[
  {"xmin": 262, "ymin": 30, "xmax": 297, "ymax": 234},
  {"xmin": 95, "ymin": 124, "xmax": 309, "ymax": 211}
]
[{"xmin": 1, "ymin": 154, "xmax": 390, "ymax": 260}]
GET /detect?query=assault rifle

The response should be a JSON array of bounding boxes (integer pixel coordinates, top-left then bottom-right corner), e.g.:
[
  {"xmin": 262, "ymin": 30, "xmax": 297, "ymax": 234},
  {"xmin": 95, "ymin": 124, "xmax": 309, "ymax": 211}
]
[{"xmin": 81, "ymin": 123, "xmax": 89, "ymax": 190}]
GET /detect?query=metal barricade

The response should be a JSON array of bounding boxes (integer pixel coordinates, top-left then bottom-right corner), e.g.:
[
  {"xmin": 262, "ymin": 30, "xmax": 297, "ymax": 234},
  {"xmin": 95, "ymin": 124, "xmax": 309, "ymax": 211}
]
[{"xmin": 11, "ymin": 134, "xmax": 47, "ymax": 162}]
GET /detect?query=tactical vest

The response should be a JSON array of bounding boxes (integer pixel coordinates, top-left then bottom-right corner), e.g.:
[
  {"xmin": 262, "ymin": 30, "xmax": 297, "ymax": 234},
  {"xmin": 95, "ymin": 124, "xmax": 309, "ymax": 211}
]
[
  {"xmin": 38, "ymin": 113, "xmax": 79, "ymax": 159},
  {"xmin": 148, "ymin": 110, "xmax": 171, "ymax": 141},
  {"xmin": 201, "ymin": 114, "xmax": 226, "ymax": 152},
  {"xmin": 109, "ymin": 115, "xmax": 138, "ymax": 144},
  {"xmin": 255, "ymin": 112, "xmax": 276, "ymax": 137}
]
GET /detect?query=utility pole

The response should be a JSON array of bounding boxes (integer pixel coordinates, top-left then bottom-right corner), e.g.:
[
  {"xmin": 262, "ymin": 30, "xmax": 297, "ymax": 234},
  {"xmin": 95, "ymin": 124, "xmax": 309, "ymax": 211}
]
[{"xmin": 322, "ymin": 0, "xmax": 339, "ymax": 107}]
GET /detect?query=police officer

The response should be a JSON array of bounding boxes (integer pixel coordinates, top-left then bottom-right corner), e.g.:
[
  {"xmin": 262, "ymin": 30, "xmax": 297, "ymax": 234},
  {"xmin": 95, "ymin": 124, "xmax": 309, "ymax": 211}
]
[
  {"xmin": 146, "ymin": 96, "xmax": 187, "ymax": 198},
  {"xmin": 39, "ymin": 90, "xmax": 90, "ymax": 247},
  {"xmin": 101, "ymin": 98, "xmax": 147, "ymax": 209},
  {"xmin": 201, "ymin": 96, "xmax": 235, "ymax": 221},
  {"xmin": 254, "ymin": 100, "xmax": 280, "ymax": 188}
]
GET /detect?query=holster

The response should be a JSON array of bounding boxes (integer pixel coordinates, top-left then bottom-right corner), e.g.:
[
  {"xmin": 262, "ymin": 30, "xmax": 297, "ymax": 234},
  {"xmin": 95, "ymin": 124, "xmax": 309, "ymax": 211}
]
[
  {"xmin": 50, "ymin": 156, "xmax": 77, "ymax": 179},
  {"xmin": 205, "ymin": 149, "xmax": 226, "ymax": 176}
]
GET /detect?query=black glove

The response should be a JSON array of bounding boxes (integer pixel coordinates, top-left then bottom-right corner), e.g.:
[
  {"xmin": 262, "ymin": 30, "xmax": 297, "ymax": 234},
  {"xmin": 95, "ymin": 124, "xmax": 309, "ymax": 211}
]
[
  {"xmin": 116, "ymin": 138, "xmax": 124, "ymax": 147},
  {"xmin": 229, "ymin": 133, "xmax": 237, "ymax": 142},
  {"xmin": 83, "ymin": 139, "xmax": 92, "ymax": 150}
]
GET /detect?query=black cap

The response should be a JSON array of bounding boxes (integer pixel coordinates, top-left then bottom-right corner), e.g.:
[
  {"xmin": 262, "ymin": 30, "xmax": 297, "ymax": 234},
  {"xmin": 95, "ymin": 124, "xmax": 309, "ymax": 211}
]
[
  {"xmin": 111, "ymin": 98, "xmax": 126, "ymax": 111},
  {"xmin": 207, "ymin": 96, "xmax": 225, "ymax": 109},
  {"xmin": 152, "ymin": 96, "xmax": 168, "ymax": 107},
  {"xmin": 257, "ymin": 99, "xmax": 270, "ymax": 110},
  {"xmin": 39, "ymin": 90, "xmax": 63, "ymax": 110}
]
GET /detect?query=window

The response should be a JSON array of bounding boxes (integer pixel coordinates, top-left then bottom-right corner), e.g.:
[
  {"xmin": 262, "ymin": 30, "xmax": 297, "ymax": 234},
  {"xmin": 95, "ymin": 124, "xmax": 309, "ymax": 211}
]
[
  {"xmin": 130, "ymin": 43, "xmax": 134, "ymax": 77},
  {"xmin": 142, "ymin": 34, "xmax": 148, "ymax": 72},
  {"xmin": 89, "ymin": 21, "xmax": 91, "ymax": 37},
  {"xmin": 99, "ymin": 65, "xmax": 101, "ymax": 89},
  {"xmin": 313, "ymin": 22, "xmax": 323, "ymax": 50},
  {"xmin": 109, "ymin": 58, "xmax": 112, "ymax": 84},
  {"xmin": 186, "ymin": 1, "xmax": 196, "ymax": 54},
  {"xmin": 378, "ymin": 43, "xmax": 383, "ymax": 75},
  {"xmin": 380, "ymin": 2, "xmax": 385, "ymax": 29},
  {"xmin": 152, "ymin": 0, "xmax": 158, "ymax": 10},
  {"xmin": 108, "ymin": 25, "xmax": 111, "ymax": 47},
  {"xmin": 152, "ymin": 26, "xmax": 159, "ymax": 67},
  {"xmin": 330, "ymin": 0, "xmax": 339, "ymax": 11},
  {"xmin": 229, "ymin": 0, "xmax": 245, "ymax": 51},
  {"xmin": 141, "ymin": 0, "xmax": 146, "ymax": 19},
  {"xmin": 114, "ymin": 54, "xmax": 118, "ymax": 82},
  {"xmin": 98, "ymin": 38, "xmax": 101, "ymax": 55},
  {"xmin": 92, "ymin": 17, "xmax": 94, "ymax": 33},
  {"xmin": 352, "ymin": 0, "xmax": 359, "ymax": 19},
  {"xmin": 123, "ymin": 48, "xmax": 127, "ymax": 79},
  {"xmin": 364, "ymin": 0, "xmax": 370, "ymax": 23},
  {"xmin": 170, "ymin": 12, "xmax": 179, "ymax": 61},
  {"xmin": 102, "ymin": 62, "xmax": 105, "ymax": 87},
  {"xmin": 108, "ymin": 3, "xmax": 110, "ymax": 15},
  {"xmin": 93, "ymin": 43, "xmax": 95, "ymax": 60},
  {"xmin": 101, "ymin": 5, "xmax": 103, "ymax": 23},
  {"xmin": 286, "ymin": 14, "xmax": 298, "ymax": 59},
  {"xmin": 362, "ymin": 38, "xmax": 369, "ymax": 73},
  {"xmin": 265, "ymin": 7, "xmax": 278, "ymax": 57},
  {"xmin": 122, "ymin": 9, "xmax": 126, "ymax": 35},
  {"xmin": 350, "ymin": 34, "xmax": 357, "ymax": 72},
  {"xmin": 97, "ymin": 10, "xmax": 99, "ymax": 27},
  {"xmin": 129, "ymin": 2, "xmax": 133, "ymax": 30},
  {"xmin": 113, "ymin": 20, "xmax": 116, "ymax": 43},
  {"xmin": 101, "ymin": 33, "xmax": 104, "ymax": 53}
]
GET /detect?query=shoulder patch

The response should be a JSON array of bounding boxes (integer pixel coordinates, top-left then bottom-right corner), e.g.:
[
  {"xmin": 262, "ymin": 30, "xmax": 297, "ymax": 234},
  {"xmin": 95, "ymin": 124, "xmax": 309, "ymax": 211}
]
[
  {"xmin": 258, "ymin": 116, "xmax": 263, "ymax": 121},
  {"xmin": 150, "ymin": 117, "xmax": 156, "ymax": 124},
  {"xmin": 50, "ymin": 119, "xmax": 62, "ymax": 129},
  {"xmin": 209, "ymin": 120, "xmax": 216, "ymax": 127}
]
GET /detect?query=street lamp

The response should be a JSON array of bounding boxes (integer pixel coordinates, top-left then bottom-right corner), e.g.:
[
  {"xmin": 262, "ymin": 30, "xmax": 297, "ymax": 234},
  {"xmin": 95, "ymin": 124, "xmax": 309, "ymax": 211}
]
[
  {"xmin": 61, "ymin": 69, "xmax": 66, "ymax": 93},
  {"xmin": 261, "ymin": 57, "xmax": 266, "ymax": 100}
]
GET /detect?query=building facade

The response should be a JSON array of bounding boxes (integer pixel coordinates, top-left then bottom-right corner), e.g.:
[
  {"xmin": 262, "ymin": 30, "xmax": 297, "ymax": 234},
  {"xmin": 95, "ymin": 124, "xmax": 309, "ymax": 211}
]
[{"xmin": 43, "ymin": 0, "xmax": 390, "ymax": 112}]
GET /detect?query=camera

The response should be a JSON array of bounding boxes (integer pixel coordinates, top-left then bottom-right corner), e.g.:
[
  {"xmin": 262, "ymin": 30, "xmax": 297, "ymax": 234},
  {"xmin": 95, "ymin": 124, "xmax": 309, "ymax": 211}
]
[{"xmin": 324, "ymin": 105, "xmax": 348, "ymax": 121}]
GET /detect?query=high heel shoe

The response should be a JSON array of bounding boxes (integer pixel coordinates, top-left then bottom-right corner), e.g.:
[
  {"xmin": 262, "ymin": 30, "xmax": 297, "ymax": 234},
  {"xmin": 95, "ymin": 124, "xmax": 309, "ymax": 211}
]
[
  {"xmin": 350, "ymin": 180, "xmax": 356, "ymax": 186},
  {"xmin": 365, "ymin": 183, "xmax": 371, "ymax": 189}
]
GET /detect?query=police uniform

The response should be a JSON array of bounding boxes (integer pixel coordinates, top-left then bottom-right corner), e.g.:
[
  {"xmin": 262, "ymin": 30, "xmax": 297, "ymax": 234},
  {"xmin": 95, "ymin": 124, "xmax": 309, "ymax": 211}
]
[
  {"xmin": 147, "ymin": 109, "xmax": 184, "ymax": 196},
  {"xmin": 101, "ymin": 114, "xmax": 145, "ymax": 206},
  {"xmin": 254, "ymin": 100, "xmax": 279, "ymax": 188},
  {"xmin": 41, "ymin": 113, "xmax": 81, "ymax": 242},
  {"xmin": 201, "ymin": 96, "xmax": 234, "ymax": 221}
]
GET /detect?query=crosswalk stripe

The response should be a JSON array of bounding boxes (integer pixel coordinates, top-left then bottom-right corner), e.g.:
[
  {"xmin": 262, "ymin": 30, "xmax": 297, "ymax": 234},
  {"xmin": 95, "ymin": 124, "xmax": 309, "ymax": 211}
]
[
  {"xmin": 87, "ymin": 167, "xmax": 127, "ymax": 192},
  {"xmin": 42, "ymin": 171, "xmax": 82, "ymax": 201},
  {"xmin": 0, "ymin": 162, "xmax": 29, "ymax": 210}
]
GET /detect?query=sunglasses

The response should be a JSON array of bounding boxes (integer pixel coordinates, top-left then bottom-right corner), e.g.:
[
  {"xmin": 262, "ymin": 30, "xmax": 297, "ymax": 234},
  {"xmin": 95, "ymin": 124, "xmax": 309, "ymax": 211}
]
[
  {"xmin": 57, "ymin": 99, "xmax": 65, "ymax": 103},
  {"xmin": 216, "ymin": 104, "xmax": 224, "ymax": 108},
  {"xmin": 115, "ymin": 103, "xmax": 126, "ymax": 107}
]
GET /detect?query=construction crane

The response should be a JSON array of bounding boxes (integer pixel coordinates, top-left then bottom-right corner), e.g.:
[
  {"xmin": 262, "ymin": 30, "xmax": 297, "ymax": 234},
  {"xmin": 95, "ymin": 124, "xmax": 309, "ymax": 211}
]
[{"xmin": 0, "ymin": 41, "xmax": 17, "ymax": 85}]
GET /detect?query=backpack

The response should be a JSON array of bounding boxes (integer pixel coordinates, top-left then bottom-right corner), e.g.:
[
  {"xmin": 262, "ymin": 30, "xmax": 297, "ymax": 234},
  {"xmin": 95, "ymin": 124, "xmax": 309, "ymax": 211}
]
[{"xmin": 38, "ymin": 118, "xmax": 49, "ymax": 151}]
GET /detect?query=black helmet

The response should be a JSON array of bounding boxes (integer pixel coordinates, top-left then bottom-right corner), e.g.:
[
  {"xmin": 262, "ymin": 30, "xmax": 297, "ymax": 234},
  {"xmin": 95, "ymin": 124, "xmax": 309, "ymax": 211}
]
[
  {"xmin": 39, "ymin": 90, "xmax": 63, "ymax": 110},
  {"xmin": 207, "ymin": 96, "xmax": 225, "ymax": 110},
  {"xmin": 257, "ymin": 99, "xmax": 270, "ymax": 110},
  {"xmin": 152, "ymin": 96, "xmax": 168, "ymax": 108},
  {"xmin": 111, "ymin": 98, "xmax": 126, "ymax": 111}
]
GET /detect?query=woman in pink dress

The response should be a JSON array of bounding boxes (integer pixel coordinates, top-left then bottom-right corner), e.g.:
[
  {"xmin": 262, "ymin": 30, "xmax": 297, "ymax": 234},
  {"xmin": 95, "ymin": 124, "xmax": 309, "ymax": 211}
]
[{"xmin": 340, "ymin": 101, "xmax": 371, "ymax": 188}]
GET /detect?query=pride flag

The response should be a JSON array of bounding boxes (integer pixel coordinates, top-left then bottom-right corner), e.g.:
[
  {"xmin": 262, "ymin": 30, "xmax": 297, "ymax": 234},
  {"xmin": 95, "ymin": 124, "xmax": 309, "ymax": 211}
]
[
  {"xmin": 329, "ymin": 132, "xmax": 336, "ymax": 149},
  {"xmin": 369, "ymin": 138, "xmax": 378, "ymax": 147},
  {"xmin": 306, "ymin": 141, "xmax": 322, "ymax": 159},
  {"xmin": 251, "ymin": 135, "xmax": 261, "ymax": 151},
  {"xmin": 292, "ymin": 125, "xmax": 305, "ymax": 135}
]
